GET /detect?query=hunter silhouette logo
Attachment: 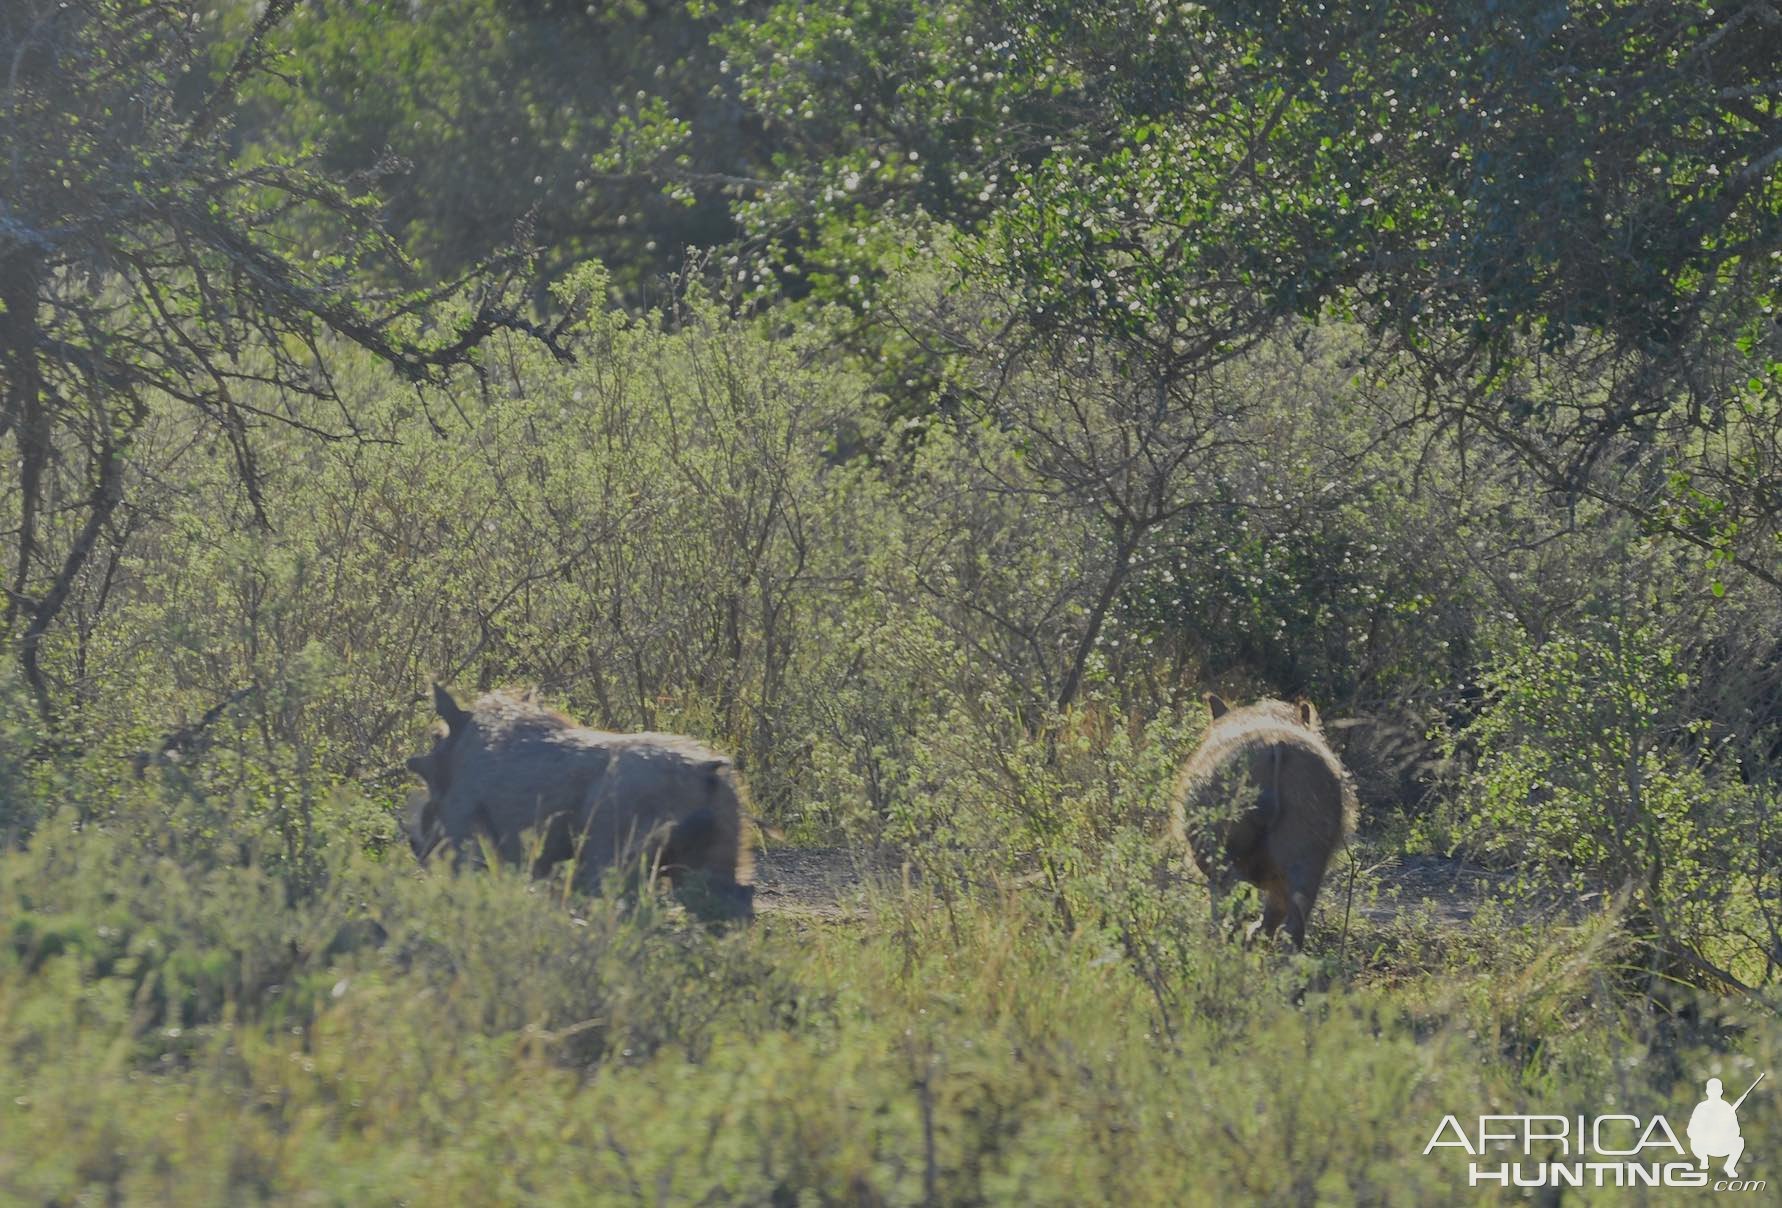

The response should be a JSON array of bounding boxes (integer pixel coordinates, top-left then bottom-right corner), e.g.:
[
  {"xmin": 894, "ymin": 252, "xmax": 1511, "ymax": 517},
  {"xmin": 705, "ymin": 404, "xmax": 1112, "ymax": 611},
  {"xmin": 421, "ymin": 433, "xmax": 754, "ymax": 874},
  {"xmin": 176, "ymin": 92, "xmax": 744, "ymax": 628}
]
[
  {"xmin": 1690, "ymin": 1074, "xmax": 1764, "ymax": 1179},
  {"xmin": 1424, "ymin": 1070, "xmax": 1769, "ymax": 1191}
]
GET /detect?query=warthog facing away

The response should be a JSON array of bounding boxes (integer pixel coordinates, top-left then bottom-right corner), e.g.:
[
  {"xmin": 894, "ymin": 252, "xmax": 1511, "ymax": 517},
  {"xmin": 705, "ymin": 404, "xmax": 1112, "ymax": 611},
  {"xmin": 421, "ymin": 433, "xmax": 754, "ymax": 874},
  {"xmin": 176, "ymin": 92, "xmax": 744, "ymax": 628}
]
[
  {"xmin": 1170, "ymin": 694, "xmax": 1357, "ymax": 948},
  {"xmin": 405, "ymin": 685, "xmax": 754, "ymax": 918}
]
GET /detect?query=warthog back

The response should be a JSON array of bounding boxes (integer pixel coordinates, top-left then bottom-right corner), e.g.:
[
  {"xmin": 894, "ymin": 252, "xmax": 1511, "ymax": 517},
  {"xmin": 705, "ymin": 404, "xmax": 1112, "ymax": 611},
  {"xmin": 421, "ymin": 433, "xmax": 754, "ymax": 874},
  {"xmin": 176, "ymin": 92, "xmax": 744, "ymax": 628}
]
[{"xmin": 1170, "ymin": 694, "xmax": 1357, "ymax": 947}]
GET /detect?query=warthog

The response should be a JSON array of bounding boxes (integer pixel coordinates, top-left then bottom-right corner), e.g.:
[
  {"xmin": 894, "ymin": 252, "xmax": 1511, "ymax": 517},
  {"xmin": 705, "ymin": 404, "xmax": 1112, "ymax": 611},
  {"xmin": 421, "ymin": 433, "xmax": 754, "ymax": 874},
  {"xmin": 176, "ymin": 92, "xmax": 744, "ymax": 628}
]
[
  {"xmin": 1170, "ymin": 694, "xmax": 1357, "ymax": 948},
  {"xmin": 404, "ymin": 685, "xmax": 755, "ymax": 918}
]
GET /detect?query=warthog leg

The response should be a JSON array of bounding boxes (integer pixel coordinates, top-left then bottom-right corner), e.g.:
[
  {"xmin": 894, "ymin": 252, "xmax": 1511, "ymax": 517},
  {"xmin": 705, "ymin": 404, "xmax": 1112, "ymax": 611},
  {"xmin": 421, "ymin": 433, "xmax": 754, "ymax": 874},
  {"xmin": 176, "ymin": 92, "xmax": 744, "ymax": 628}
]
[
  {"xmin": 1245, "ymin": 877, "xmax": 1292, "ymax": 947},
  {"xmin": 1281, "ymin": 855, "xmax": 1331, "ymax": 950}
]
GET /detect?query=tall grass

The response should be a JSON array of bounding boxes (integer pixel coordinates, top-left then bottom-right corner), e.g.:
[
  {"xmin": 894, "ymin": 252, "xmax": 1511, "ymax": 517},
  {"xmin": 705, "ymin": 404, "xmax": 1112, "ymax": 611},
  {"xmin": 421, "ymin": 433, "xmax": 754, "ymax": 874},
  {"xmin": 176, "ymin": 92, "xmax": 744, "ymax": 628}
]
[{"xmin": 2, "ymin": 784, "xmax": 1775, "ymax": 1204}]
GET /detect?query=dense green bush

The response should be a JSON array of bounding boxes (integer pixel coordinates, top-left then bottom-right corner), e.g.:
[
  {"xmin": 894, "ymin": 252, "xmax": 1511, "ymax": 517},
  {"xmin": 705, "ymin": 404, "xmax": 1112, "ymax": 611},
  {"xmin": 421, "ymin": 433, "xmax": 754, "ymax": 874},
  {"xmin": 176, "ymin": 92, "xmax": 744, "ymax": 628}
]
[
  {"xmin": 19, "ymin": 267, "xmax": 1778, "ymax": 961},
  {"xmin": 1447, "ymin": 617, "xmax": 1782, "ymax": 989}
]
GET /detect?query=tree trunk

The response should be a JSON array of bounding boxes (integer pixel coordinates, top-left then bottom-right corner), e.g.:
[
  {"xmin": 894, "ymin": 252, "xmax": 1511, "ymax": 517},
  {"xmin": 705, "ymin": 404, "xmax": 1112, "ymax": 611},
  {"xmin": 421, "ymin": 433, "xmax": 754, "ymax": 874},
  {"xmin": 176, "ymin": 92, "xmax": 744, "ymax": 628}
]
[
  {"xmin": 19, "ymin": 426, "xmax": 134, "ymax": 721},
  {"xmin": 0, "ymin": 254, "xmax": 46, "ymax": 636},
  {"xmin": 1056, "ymin": 523, "xmax": 1137, "ymax": 712}
]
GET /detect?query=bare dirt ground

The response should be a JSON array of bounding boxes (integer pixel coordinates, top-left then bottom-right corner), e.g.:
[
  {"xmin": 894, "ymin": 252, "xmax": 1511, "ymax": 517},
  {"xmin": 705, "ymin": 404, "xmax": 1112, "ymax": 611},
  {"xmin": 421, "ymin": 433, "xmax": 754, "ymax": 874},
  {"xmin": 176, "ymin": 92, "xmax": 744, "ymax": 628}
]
[
  {"xmin": 752, "ymin": 845, "xmax": 1533, "ymax": 929},
  {"xmin": 751, "ymin": 846, "xmax": 904, "ymax": 921},
  {"xmin": 1344, "ymin": 852, "xmax": 1522, "ymax": 927}
]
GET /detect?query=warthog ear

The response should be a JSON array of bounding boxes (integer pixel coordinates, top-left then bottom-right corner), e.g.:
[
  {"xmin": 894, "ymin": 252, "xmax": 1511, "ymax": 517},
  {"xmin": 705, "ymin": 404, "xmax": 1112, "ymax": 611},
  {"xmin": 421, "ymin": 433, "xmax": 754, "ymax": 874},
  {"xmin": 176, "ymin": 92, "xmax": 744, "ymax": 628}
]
[
  {"xmin": 432, "ymin": 682, "xmax": 469, "ymax": 733},
  {"xmin": 1205, "ymin": 692, "xmax": 1229, "ymax": 719},
  {"xmin": 1298, "ymin": 699, "xmax": 1319, "ymax": 728}
]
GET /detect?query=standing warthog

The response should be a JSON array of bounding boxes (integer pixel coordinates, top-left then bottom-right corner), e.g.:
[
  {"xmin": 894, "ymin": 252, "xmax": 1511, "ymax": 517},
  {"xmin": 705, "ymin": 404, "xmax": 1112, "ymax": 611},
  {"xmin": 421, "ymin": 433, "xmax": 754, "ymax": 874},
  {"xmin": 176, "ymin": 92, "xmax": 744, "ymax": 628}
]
[
  {"xmin": 404, "ymin": 685, "xmax": 755, "ymax": 918},
  {"xmin": 1170, "ymin": 693, "xmax": 1357, "ymax": 948}
]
